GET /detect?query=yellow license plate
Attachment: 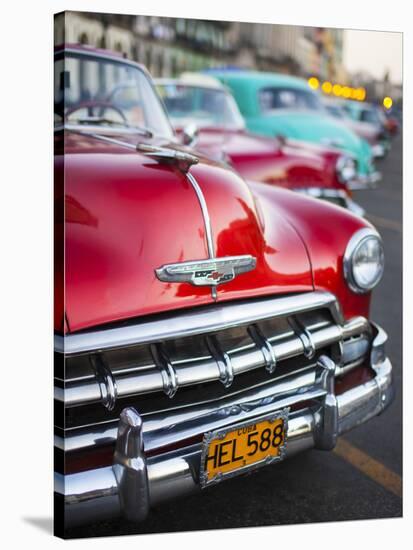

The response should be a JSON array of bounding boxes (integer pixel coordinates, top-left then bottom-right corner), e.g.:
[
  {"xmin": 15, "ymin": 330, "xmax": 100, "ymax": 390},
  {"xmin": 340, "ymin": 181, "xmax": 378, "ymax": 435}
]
[{"xmin": 200, "ymin": 408, "xmax": 289, "ymax": 487}]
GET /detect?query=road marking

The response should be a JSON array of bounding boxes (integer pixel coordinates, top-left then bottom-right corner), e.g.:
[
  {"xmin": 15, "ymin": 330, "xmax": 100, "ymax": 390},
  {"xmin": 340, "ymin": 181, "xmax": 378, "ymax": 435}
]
[
  {"xmin": 367, "ymin": 214, "xmax": 402, "ymax": 233},
  {"xmin": 333, "ymin": 438, "xmax": 402, "ymax": 498}
]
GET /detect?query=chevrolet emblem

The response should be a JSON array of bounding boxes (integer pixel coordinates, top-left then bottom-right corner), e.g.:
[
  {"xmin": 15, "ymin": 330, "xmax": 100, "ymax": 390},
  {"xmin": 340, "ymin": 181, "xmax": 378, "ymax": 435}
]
[{"xmin": 155, "ymin": 255, "xmax": 257, "ymax": 287}]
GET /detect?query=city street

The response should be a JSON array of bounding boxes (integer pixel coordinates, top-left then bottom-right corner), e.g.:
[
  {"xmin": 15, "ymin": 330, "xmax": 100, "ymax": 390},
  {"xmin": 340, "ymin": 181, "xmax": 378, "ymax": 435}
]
[{"xmin": 67, "ymin": 134, "xmax": 402, "ymax": 539}]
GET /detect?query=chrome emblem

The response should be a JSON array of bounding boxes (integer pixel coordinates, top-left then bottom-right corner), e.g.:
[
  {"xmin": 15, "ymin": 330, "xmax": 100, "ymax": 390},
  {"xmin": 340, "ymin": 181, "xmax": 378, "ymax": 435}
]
[{"xmin": 155, "ymin": 255, "xmax": 256, "ymax": 287}]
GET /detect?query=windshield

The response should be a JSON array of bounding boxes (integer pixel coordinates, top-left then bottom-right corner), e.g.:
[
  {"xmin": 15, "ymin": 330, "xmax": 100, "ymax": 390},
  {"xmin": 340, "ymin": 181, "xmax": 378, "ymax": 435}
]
[
  {"xmin": 157, "ymin": 84, "xmax": 245, "ymax": 129},
  {"xmin": 360, "ymin": 107, "xmax": 385, "ymax": 125},
  {"xmin": 258, "ymin": 87, "xmax": 323, "ymax": 113},
  {"xmin": 324, "ymin": 104, "xmax": 346, "ymax": 119},
  {"xmin": 54, "ymin": 52, "xmax": 174, "ymax": 138}
]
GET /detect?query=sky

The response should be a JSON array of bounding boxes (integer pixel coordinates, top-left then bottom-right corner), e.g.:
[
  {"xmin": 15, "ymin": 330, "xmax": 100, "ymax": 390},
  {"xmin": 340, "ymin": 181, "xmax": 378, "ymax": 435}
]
[{"xmin": 343, "ymin": 29, "xmax": 402, "ymax": 84}]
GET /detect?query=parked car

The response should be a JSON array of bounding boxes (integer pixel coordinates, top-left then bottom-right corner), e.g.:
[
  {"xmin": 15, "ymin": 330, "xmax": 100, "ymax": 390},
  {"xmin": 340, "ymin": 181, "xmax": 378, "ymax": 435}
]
[
  {"xmin": 383, "ymin": 110, "xmax": 400, "ymax": 136},
  {"xmin": 343, "ymin": 100, "xmax": 392, "ymax": 153},
  {"xmin": 322, "ymin": 97, "xmax": 390, "ymax": 159},
  {"xmin": 54, "ymin": 45, "xmax": 393, "ymax": 532},
  {"xmin": 205, "ymin": 70, "xmax": 381, "ymax": 190},
  {"xmin": 155, "ymin": 74, "xmax": 365, "ymax": 215}
]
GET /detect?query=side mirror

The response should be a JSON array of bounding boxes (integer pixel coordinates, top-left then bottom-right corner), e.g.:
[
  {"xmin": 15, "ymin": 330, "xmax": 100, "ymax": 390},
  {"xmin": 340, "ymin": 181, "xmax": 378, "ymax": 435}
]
[{"xmin": 182, "ymin": 124, "xmax": 199, "ymax": 147}]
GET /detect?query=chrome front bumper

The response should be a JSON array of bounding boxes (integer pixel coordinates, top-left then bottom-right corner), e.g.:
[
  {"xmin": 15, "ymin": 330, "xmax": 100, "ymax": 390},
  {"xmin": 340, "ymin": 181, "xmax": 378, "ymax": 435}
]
[
  {"xmin": 371, "ymin": 143, "xmax": 386, "ymax": 159},
  {"xmin": 348, "ymin": 170, "xmax": 382, "ymax": 190},
  {"xmin": 55, "ymin": 324, "xmax": 393, "ymax": 528},
  {"xmin": 295, "ymin": 187, "xmax": 365, "ymax": 217}
]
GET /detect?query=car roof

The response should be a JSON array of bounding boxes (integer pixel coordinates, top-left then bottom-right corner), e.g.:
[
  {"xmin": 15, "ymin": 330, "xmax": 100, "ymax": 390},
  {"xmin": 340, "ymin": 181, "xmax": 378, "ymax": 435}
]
[
  {"xmin": 204, "ymin": 70, "xmax": 310, "ymax": 91},
  {"xmin": 345, "ymin": 100, "xmax": 377, "ymax": 113}
]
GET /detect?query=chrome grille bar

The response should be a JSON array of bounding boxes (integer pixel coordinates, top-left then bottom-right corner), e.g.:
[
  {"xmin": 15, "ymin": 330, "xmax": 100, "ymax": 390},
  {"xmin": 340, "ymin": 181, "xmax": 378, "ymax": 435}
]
[
  {"xmin": 54, "ymin": 291, "xmax": 343, "ymax": 355},
  {"xmin": 248, "ymin": 324, "xmax": 277, "ymax": 374},
  {"xmin": 57, "ymin": 315, "xmax": 369, "ymax": 408},
  {"xmin": 150, "ymin": 343, "xmax": 178, "ymax": 398},
  {"xmin": 205, "ymin": 335, "xmax": 234, "ymax": 388}
]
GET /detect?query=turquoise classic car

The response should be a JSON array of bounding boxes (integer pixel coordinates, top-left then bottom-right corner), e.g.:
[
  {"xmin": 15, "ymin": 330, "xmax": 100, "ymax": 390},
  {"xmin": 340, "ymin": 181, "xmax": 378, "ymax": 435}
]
[{"xmin": 207, "ymin": 70, "xmax": 381, "ymax": 188}]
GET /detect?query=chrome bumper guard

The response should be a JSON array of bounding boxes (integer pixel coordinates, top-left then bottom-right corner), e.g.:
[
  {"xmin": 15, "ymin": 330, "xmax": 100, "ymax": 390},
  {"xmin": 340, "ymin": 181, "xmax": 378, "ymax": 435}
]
[
  {"xmin": 295, "ymin": 188, "xmax": 365, "ymax": 217},
  {"xmin": 56, "ymin": 324, "xmax": 393, "ymax": 528}
]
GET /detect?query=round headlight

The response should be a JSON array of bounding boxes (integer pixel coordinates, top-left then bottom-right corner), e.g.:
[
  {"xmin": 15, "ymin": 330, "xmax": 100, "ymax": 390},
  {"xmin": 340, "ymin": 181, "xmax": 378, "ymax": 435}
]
[
  {"xmin": 343, "ymin": 228, "xmax": 384, "ymax": 293},
  {"xmin": 336, "ymin": 155, "xmax": 357, "ymax": 183}
]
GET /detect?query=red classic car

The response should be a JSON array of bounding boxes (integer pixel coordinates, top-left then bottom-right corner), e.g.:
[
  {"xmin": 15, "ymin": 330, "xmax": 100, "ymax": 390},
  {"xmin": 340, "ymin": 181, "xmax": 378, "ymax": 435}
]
[
  {"xmin": 384, "ymin": 111, "xmax": 400, "ymax": 136},
  {"xmin": 54, "ymin": 45, "xmax": 393, "ymax": 533},
  {"xmin": 155, "ymin": 74, "xmax": 365, "ymax": 216}
]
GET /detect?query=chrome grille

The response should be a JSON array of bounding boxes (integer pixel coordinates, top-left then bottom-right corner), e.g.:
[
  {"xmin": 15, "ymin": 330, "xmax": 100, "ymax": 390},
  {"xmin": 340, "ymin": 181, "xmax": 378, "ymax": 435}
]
[{"xmin": 55, "ymin": 291, "xmax": 372, "ymax": 431}]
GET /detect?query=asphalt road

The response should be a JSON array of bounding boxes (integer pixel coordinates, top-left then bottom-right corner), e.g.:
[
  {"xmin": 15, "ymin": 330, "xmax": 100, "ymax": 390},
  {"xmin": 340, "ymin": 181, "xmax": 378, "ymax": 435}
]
[{"xmin": 66, "ymin": 134, "xmax": 402, "ymax": 539}]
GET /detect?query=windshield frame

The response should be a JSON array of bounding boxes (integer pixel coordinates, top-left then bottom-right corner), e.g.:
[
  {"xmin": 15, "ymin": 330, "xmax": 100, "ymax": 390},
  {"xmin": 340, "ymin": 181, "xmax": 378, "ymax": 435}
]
[{"xmin": 54, "ymin": 47, "xmax": 175, "ymax": 139}]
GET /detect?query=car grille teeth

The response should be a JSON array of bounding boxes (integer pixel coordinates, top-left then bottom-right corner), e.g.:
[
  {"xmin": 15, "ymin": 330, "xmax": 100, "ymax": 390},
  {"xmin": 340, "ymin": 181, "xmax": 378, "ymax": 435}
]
[
  {"xmin": 150, "ymin": 343, "xmax": 178, "ymax": 398},
  {"xmin": 55, "ymin": 292, "xmax": 372, "ymax": 428},
  {"xmin": 247, "ymin": 324, "xmax": 277, "ymax": 374},
  {"xmin": 205, "ymin": 335, "xmax": 234, "ymax": 388},
  {"xmin": 289, "ymin": 316, "xmax": 316, "ymax": 359},
  {"xmin": 90, "ymin": 355, "xmax": 118, "ymax": 411}
]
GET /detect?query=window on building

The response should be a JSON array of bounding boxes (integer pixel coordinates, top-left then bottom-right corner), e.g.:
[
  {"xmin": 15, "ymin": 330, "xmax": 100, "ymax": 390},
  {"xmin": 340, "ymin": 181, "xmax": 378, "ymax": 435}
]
[{"xmin": 79, "ymin": 33, "xmax": 89, "ymax": 45}]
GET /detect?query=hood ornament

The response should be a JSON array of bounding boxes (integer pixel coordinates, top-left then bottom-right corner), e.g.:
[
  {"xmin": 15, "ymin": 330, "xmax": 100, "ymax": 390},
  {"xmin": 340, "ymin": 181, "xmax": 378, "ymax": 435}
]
[
  {"xmin": 137, "ymin": 144, "xmax": 199, "ymax": 173},
  {"xmin": 156, "ymin": 255, "xmax": 256, "ymax": 287}
]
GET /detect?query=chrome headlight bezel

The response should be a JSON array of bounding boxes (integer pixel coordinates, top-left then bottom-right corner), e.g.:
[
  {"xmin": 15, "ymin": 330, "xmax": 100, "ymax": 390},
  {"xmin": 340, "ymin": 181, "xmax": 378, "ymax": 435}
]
[
  {"xmin": 343, "ymin": 228, "xmax": 384, "ymax": 293},
  {"xmin": 336, "ymin": 155, "xmax": 357, "ymax": 184}
]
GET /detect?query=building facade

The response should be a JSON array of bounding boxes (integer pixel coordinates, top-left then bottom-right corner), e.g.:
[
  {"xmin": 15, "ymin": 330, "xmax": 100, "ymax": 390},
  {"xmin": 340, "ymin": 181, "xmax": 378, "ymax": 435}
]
[{"xmin": 55, "ymin": 12, "xmax": 345, "ymax": 81}]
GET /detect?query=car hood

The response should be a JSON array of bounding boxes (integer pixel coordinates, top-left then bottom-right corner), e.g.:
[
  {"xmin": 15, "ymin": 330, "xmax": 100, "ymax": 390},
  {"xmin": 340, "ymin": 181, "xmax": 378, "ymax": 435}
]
[
  {"xmin": 252, "ymin": 111, "xmax": 372, "ymax": 174},
  {"xmin": 175, "ymin": 127, "xmax": 340, "ymax": 190},
  {"xmin": 59, "ymin": 130, "xmax": 314, "ymax": 332}
]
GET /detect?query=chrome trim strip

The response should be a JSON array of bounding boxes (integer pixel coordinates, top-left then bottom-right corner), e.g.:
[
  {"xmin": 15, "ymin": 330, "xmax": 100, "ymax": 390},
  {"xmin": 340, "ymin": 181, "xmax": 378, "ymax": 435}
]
[
  {"xmin": 56, "ymin": 324, "xmax": 393, "ymax": 527},
  {"xmin": 185, "ymin": 172, "xmax": 217, "ymax": 300},
  {"xmin": 186, "ymin": 172, "xmax": 215, "ymax": 259},
  {"xmin": 55, "ymin": 291, "xmax": 343, "ymax": 355}
]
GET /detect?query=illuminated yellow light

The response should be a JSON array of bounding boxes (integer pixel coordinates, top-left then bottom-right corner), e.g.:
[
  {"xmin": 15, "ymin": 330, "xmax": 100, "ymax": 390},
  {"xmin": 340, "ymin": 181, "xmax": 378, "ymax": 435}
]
[
  {"xmin": 383, "ymin": 96, "xmax": 393, "ymax": 109},
  {"xmin": 322, "ymin": 81, "xmax": 333, "ymax": 94},
  {"xmin": 355, "ymin": 88, "xmax": 366, "ymax": 101},
  {"xmin": 333, "ymin": 84, "xmax": 342, "ymax": 96},
  {"xmin": 342, "ymin": 86, "xmax": 352, "ymax": 99},
  {"xmin": 350, "ymin": 88, "xmax": 358, "ymax": 100},
  {"xmin": 308, "ymin": 77, "xmax": 320, "ymax": 90}
]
